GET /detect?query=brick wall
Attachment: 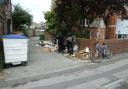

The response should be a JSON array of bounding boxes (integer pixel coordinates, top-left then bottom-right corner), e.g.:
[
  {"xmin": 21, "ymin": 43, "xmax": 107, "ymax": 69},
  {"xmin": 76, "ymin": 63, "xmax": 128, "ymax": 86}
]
[
  {"xmin": 76, "ymin": 38, "xmax": 128, "ymax": 55},
  {"xmin": 88, "ymin": 27, "xmax": 105, "ymax": 40},
  {"xmin": 76, "ymin": 38, "xmax": 96, "ymax": 51},
  {"xmin": 105, "ymin": 39, "xmax": 128, "ymax": 54}
]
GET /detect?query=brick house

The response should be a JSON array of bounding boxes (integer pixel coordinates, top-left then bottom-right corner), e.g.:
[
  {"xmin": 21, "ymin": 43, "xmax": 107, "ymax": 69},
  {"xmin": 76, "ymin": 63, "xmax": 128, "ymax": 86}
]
[
  {"xmin": 89, "ymin": 13, "xmax": 128, "ymax": 40},
  {"xmin": 0, "ymin": 0, "xmax": 12, "ymax": 36},
  {"xmin": 77, "ymin": 14, "xmax": 128, "ymax": 55},
  {"xmin": 116, "ymin": 18, "xmax": 128, "ymax": 39},
  {"xmin": 89, "ymin": 17, "xmax": 106, "ymax": 41}
]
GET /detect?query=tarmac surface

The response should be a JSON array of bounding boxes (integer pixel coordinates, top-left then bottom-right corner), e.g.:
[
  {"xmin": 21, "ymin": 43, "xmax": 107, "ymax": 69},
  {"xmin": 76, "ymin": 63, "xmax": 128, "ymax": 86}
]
[{"xmin": 0, "ymin": 37, "xmax": 128, "ymax": 89}]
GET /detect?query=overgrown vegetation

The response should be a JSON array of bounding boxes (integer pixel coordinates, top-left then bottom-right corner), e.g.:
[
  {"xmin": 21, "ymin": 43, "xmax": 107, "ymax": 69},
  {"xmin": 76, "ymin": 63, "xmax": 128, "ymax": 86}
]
[
  {"xmin": 12, "ymin": 4, "xmax": 33, "ymax": 36},
  {"xmin": 20, "ymin": 25, "xmax": 29, "ymax": 36},
  {"xmin": 73, "ymin": 30, "xmax": 90, "ymax": 38},
  {"xmin": 55, "ymin": 0, "xmax": 128, "ymax": 29},
  {"xmin": 44, "ymin": 10, "xmax": 57, "ymax": 34},
  {"xmin": 39, "ymin": 34, "xmax": 45, "ymax": 40},
  {"xmin": 44, "ymin": 0, "xmax": 128, "ymax": 38}
]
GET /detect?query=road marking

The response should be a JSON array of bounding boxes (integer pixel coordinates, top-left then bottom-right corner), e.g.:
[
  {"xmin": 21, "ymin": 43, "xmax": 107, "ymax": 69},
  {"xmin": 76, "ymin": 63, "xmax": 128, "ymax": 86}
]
[
  {"xmin": 102, "ymin": 79, "xmax": 123, "ymax": 89},
  {"xmin": 98, "ymin": 58, "xmax": 128, "ymax": 72},
  {"xmin": 67, "ymin": 78, "xmax": 110, "ymax": 89},
  {"xmin": 1, "ymin": 70, "xmax": 97, "ymax": 89},
  {"xmin": 1, "ymin": 57, "xmax": 128, "ymax": 89},
  {"xmin": 113, "ymin": 69, "xmax": 128, "ymax": 79}
]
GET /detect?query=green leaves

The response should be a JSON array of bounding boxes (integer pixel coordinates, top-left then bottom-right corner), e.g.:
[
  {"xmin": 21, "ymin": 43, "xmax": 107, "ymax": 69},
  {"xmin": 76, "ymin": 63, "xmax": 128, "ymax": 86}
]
[
  {"xmin": 44, "ymin": 10, "xmax": 57, "ymax": 34},
  {"xmin": 55, "ymin": 0, "xmax": 128, "ymax": 26},
  {"xmin": 12, "ymin": 4, "xmax": 33, "ymax": 31}
]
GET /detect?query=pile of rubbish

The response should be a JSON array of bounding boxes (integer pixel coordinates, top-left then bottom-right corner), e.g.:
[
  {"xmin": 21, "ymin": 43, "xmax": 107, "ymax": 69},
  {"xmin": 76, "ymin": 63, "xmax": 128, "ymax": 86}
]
[{"xmin": 38, "ymin": 41, "xmax": 58, "ymax": 53}]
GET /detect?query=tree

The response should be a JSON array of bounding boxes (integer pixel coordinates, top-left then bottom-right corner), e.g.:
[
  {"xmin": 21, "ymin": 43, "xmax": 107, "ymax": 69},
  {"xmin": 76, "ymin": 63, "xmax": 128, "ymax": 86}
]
[
  {"xmin": 12, "ymin": 4, "xmax": 33, "ymax": 35},
  {"xmin": 44, "ymin": 10, "xmax": 57, "ymax": 34},
  {"xmin": 55, "ymin": 0, "xmax": 128, "ymax": 30}
]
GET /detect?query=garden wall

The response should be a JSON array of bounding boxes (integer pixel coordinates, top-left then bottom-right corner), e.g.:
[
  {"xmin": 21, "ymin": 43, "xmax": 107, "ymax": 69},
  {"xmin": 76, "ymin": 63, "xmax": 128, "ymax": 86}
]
[
  {"xmin": 105, "ymin": 39, "xmax": 128, "ymax": 54},
  {"xmin": 76, "ymin": 38, "xmax": 96, "ymax": 51},
  {"xmin": 76, "ymin": 38, "xmax": 128, "ymax": 55}
]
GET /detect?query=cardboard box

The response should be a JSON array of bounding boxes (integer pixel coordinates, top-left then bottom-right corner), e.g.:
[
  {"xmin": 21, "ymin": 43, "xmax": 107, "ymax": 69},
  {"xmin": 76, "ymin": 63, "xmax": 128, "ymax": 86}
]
[
  {"xmin": 75, "ymin": 52, "xmax": 85, "ymax": 60},
  {"xmin": 75, "ymin": 52, "xmax": 90, "ymax": 60},
  {"xmin": 42, "ymin": 47, "xmax": 51, "ymax": 52},
  {"xmin": 78, "ymin": 50, "xmax": 85, "ymax": 54}
]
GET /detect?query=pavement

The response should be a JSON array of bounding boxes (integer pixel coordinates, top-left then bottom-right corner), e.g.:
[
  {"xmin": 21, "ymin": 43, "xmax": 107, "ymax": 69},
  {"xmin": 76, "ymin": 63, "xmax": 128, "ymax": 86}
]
[
  {"xmin": 0, "ymin": 37, "xmax": 128, "ymax": 89},
  {"xmin": 3, "ymin": 37, "xmax": 91, "ymax": 80}
]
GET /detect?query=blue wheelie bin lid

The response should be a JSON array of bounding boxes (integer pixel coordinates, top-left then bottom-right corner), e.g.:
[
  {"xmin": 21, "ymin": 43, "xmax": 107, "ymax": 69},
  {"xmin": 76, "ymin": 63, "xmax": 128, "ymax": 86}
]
[{"xmin": 0, "ymin": 34, "xmax": 28, "ymax": 39}]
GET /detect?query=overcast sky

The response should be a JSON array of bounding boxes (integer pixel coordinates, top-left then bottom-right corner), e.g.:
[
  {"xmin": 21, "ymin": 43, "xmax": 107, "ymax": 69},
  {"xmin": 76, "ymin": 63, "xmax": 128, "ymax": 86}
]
[{"xmin": 12, "ymin": 0, "xmax": 51, "ymax": 23}]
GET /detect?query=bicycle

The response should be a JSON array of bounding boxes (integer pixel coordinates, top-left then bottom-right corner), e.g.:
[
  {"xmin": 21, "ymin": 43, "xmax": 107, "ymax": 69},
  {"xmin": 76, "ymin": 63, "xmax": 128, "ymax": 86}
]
[
  {"xmin": 83, "ymin": 46, "xmax": 112, "ymax": 63},
  {"xmin": 92, "ymin": 45, "xmax": 112, "ymax": 63}
]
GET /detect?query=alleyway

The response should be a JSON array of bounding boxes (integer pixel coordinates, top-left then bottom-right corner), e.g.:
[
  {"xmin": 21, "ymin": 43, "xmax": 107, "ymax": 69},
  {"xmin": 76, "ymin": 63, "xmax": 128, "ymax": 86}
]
[{"xmin": 0, "ymin": 37, "xmax": 128, "ymax": 89}]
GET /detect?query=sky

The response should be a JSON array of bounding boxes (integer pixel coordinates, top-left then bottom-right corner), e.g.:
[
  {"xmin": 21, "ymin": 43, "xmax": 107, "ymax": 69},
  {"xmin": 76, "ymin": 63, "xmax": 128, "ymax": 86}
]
[{"xmin": 12, "ymin": 0, "xmax": 51, "ymax": 23}]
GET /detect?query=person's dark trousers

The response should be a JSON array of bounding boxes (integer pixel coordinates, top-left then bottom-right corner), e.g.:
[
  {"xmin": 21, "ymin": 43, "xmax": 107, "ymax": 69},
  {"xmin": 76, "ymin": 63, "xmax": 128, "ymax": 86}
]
[
  {"xmin": 67, "ymin": 41, "xmax": 73, "ymax": 55},
  {"xmin": 70, "ymin": 42, "xmax": 73, "ymax": 54},
  {"xmin": 58, "ymin": 44, "xmax": 64, "ymax": 53},
  {"xmin": 63, "ymin": 44, "xmax": 67, "ymax": 52}
]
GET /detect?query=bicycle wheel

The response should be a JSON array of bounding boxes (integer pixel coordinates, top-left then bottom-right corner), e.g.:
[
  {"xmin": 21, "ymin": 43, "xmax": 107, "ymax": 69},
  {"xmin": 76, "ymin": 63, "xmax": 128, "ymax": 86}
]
[
  {"xmin": 104, "ymin": 48, "xmax": 112, "ymax": 59},
  {"xmin": 91, "ymin": 50, "xmax": 102, "ymax": 63}
]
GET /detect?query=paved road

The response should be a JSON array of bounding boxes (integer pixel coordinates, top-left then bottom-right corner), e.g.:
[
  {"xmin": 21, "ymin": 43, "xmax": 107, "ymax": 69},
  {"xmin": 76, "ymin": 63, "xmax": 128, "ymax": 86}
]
[{"xmin": 0, "ymin": 37, "xmax": 128, "ymax": 89}]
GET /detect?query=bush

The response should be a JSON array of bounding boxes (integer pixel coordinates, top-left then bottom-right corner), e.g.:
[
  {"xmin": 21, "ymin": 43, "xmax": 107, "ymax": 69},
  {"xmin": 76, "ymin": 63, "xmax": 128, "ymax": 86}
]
[
  {"xmin": 39, "ymin": 34, "xmax": 45, "ymax": 40},
  {"xmin": 22, "ymin": 28, "xmax": 28, "ymax": 37},
  {"xmin": 20, "ymin": 26, "xmax": 28, "ymax": 37},
  {"xmin": 73, "ymin": 30, "xmax": 90, "ymax": 38}
]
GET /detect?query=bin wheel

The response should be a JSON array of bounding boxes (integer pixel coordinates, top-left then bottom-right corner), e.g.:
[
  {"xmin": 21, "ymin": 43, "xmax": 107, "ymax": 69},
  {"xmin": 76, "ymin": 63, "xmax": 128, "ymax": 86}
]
[
  {"xmin": 22, "ymin": 62, "xmax": 27, "ymax": 66},
  {"xmin": 5, "ymin": 64, "xmax": 12, "ymax": 68}
]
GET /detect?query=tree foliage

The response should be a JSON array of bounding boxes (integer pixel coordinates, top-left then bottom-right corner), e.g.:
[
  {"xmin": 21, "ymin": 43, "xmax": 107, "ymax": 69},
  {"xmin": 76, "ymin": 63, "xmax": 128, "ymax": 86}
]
[
  {"xmin": 12, "ymin": 4, "xmax": 33, "ymax": 32},
  {"xmin": 44, "ymin": 10, "xmax": 57, "ymax": 34},
  {"xmin": 55, "ymin": 0, "xmax": 128, "ymax": 30}
]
